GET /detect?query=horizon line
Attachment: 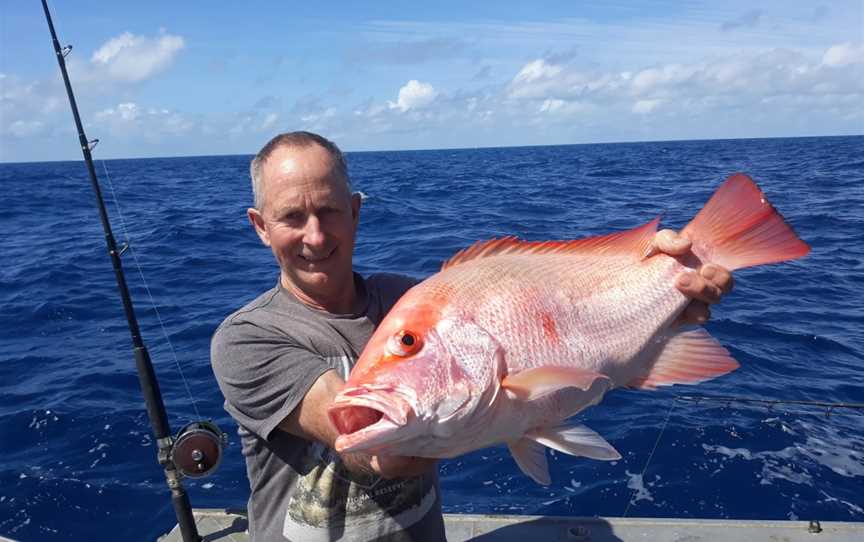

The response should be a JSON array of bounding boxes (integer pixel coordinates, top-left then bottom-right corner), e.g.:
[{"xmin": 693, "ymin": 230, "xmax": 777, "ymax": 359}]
[{"xmin": 2, "ymin": 133, "xmax": 861, "ymax": 165}]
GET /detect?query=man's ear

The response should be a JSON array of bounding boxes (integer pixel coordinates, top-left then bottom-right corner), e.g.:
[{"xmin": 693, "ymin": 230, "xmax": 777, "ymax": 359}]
[
  {"xmin": 247, "ymin": 207, "xmax": 271, "ymax": 247},
  {"xmin": 351, "ymin": 192, "xmax": 362, "ymax": 226}
]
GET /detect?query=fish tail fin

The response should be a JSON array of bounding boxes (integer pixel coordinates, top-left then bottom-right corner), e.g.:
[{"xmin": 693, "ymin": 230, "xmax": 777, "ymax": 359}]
[{"xmin": 681, "ymin": 173, "xmax": 810, "ymax": 271}]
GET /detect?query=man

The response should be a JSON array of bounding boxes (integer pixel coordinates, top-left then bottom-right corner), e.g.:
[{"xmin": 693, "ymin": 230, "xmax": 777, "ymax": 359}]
[{"xmin": 211, "ymin": 131, "xmax": 733, "ymax": 541}]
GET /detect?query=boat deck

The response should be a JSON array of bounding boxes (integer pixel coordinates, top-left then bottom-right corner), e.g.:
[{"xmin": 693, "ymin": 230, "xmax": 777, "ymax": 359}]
[{"xmin": 158, "ymin": 509, "xmax": 863, "ymax": 541}]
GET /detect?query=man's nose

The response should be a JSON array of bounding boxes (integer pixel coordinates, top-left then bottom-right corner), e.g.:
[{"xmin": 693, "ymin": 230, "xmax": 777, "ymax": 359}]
[{"xmin": 303, "ymin": 215, "xmax": 326, "ymax": 246}]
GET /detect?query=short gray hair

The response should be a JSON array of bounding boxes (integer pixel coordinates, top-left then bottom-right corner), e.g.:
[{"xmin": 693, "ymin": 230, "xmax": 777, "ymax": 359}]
[{"xmin": 249, "ymin": 131, "xmax": 351, "ymax": 209}]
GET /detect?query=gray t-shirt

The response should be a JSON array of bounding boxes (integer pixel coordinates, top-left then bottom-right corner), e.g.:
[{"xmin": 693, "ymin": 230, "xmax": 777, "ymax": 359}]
[{"xmin": 211, "ymin": 273, "xmax": 444, "ymax": 542}]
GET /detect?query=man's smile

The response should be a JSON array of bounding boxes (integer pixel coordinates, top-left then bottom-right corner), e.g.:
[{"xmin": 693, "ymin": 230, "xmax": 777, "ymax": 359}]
[{"xmin": 298, "ymin": 246, "xmax": 336, "ymax": 263}]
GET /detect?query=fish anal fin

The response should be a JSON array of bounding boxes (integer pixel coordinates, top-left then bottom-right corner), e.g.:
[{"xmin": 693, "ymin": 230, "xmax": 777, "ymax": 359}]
[
  {"xmin": 508, "ymin": 438, "xmax": 551, "ymax": 485},
  {"xmin": 441, "ymin": 217, "xmax": 661, "ymax": 271},
  {"xmin": 502, "ymin": 366, "xmax": 611, "ymax": 401},
  {"xmin": 528, "ymin": 423, "xmax": 621, "ymax": 461},
  {"xmin": 628, "ymin": 328, "xmax": 740, "ymax": 390}
]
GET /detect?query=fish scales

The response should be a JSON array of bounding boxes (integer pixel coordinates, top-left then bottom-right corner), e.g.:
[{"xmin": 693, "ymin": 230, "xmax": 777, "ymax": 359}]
[{"xmin": 427, "ymin": 251, "xmax": 684, "ymax": 384}]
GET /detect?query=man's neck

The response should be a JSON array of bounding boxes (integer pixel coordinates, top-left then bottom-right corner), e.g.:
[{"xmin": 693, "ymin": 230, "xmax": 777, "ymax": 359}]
[{"xmin": 281, "ymin": 275, "xmax": 357, "ymax": 314}]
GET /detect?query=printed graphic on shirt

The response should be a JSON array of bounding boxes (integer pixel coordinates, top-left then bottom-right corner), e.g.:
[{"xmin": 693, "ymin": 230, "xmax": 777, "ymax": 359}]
[{"xmin": 282, "ymin": 439, "xmax": 435, "ymax": 540}]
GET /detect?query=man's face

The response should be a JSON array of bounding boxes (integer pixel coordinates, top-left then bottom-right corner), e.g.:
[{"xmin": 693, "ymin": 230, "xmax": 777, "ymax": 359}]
[{"xmin": 249, "ymin": 144, "xmax": 360, "ymax": 308}]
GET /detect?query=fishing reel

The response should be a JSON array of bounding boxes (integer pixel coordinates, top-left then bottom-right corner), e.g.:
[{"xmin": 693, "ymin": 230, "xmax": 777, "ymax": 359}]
[{"xmin": 169, "ymin": 420, "xmax": 227, "ymax": 479}]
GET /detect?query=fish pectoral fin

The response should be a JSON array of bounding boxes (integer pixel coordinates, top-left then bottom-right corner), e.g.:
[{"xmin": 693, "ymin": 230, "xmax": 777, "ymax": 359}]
[
  {"xmin": 508, "ymin": 438, "xmax": 551, "ymax": 485},
  {"xmin": 528, "ymin": 423, "xmax": 621, "ymax": 461},
  {"xmin": 627, "ymin": 328, "xmax": 740, "ymax": 390},
  {"xmin": 502, "ymin": 366, "xmax": 611, "ymax": 401}
]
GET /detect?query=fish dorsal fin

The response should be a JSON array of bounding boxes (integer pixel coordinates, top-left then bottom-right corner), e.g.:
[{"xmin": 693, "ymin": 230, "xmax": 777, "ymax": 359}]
[
  {"xmin": 627, "ymin": 328, "xmax": 740, "ymax": 389},
  {"xmin": 441, "ymin": 217, "xmax": 662, "ymax": 271}
]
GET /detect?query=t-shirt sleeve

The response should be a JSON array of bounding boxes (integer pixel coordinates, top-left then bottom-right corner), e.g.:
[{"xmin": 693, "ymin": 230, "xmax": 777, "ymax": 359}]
[{"xmin": 210, "ymin": 318, "xmax": 332, "ymax": 441}]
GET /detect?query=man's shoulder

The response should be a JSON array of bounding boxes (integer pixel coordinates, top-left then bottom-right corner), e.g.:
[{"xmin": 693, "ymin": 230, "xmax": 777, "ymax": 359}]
[
  {"xmin": 216, "ymin": 285, "xmax": 282, "ymax": 330},
  {"xmin": 212, "ymin": 284, "xmax": 314, "ymax": 345},
  {"xmin": 365, "ymin": 272, "xmax": 420, "ymax": 296},
  {"xmin": 363, "ymin": 272, "xmax": 421, "ymax": 316}
]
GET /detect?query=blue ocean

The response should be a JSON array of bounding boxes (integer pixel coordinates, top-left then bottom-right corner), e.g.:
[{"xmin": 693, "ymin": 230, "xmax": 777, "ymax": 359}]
[{"xmin": 1, "ymin": 136, "xmax": 862, "ymax": 540}]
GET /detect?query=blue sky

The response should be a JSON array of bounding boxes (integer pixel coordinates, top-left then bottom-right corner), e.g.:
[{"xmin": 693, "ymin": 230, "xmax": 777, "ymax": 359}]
[{"xmin": 2, "ymin": 1, "xmax": 862, "ymax": 161}]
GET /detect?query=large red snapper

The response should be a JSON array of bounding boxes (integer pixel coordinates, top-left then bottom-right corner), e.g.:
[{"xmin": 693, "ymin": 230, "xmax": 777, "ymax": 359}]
[{"xmin": 328, "ymin": 174, "xmax": 809, "ymax": 484}]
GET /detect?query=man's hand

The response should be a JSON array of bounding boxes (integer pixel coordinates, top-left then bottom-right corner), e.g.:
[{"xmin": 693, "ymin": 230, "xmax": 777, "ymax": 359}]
[
  {"xmin": 370, "ymin": 455, "xmax": 438, "ymax": 479},
  {"xmin": 279, "ymin": 370, "xmax": 437, "ymax": 478},
  {"xmin": 341, "ymin": 452, "xmax": 437, "ymax": 479},
  {"xmin": 652, "ymin": 229, "xmax": 734, "ymax": 326}
]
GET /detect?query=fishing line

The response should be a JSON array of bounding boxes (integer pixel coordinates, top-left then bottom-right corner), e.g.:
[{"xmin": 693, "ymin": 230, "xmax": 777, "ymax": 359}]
[
  {"xmin": 100, "ymin": 160, "xmax": 202, "ymax": 421},
  {"xmin": 41, "ymin": 2, "xmax": 219, "ymax": 537},
  {"xmin": 675, "ymin": 394, "xmax": 864, "ymax": 417},
  {"xmin": 622, "ymin": 394, "xmax": 677, "ymax": 518},
  {"xmin": 619, "ymin": 391, "xmax": 860, "ymax": 517}
]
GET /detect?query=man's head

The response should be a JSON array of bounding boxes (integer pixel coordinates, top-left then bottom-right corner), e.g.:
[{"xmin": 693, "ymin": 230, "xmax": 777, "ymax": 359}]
[
  {"xmin": 248, "ymin": 132, "xmax": 361, "ymax": 312},
  {"xmin": 250, "ymin": 132, "xmax": 350, "ymax": 209}
]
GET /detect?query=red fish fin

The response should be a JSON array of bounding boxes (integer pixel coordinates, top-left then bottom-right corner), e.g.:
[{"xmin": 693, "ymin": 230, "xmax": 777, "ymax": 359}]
[
  {"xmin": 627, "ymin": 328, "xmax": 739, "ymax": 390},
  {"xmin": 502, "ymin": 366, "xmax": 611, "ymax": 401},
  {"xmin": 528, "ymin": 423, "xmax": 621, "ymax": 461},
  {"xmin": 508, "ymin": 438, "xmax": 550, "ymax": 485},
  {"xmin": 441, "ymin": 217, "xmax": 661, "ymax": 270},
  {"xmin": 681, "ymin": 173, "xmax": 810, "ymax": 271}
]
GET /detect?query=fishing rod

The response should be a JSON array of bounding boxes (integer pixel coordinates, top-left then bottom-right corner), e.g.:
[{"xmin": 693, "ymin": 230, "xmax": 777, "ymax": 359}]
[{"xmin": 41, "ymin": 2, "xmax": 223, "ymax": 541}]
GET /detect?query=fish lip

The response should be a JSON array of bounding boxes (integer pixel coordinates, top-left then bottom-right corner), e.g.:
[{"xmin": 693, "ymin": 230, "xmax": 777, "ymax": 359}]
[
  {"xmin": 329, "ymin": 385, "xmax": 414, "ymax": 429},
  {"xmin": 333, "ymin": 417, "xmax": 405, "ymax": 454},
  {"xmin": 331, "ymin": 391, "xmax": 408, "ymax": 426},
  {"xmin": 328, "ymin": 385, "xmax": 417, "ymax": 453}
]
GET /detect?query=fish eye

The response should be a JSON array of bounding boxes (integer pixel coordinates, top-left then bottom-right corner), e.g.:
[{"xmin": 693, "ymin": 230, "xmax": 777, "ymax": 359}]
[{"xmin": 389, "ymin": 330, "xmax": 422, "ymax": 357}]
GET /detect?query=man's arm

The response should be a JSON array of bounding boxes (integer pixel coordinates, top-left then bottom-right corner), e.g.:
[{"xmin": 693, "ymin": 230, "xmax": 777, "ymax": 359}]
[
  {"xmin": 278, "ymin": 369, "xmax": 436, "ymax": 478},
  {"xmin": 652, "ymin": 229, "xmax": 734, "ymax": 325}
]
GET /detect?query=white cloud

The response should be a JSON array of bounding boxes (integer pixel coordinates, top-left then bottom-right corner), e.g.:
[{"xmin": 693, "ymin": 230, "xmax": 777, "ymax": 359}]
[
  {"xmin": 300, "ymin": 108, "xmax": 336, "ymax": 124},
  {"xmin": 90, "ymin": 31, "xmax": 184, "ymax": 82},
  {"xmin": 507, "ymin": 60, "xmax": 628, "ymax": 101},
  {"xmin": 389, "ymin": 80, "xmax": 438, "ymax": 112},
  {"xmin": 1, "ymin": 75, "xmax": 61, "ymax": 142},
  {"xmin": 354, "ymin": 103, "xmax": 388, "ymax": 118},
  {"xmin": 822, "ymin": 43, "xmax": 864, "ymax": 67},
  {"xmin": 539, "ymin": 98, "xmax": 589, "ymax": 116},
  {"xmin": 631, "ymin": 64, "xmax": 694, "ymax": 96},
  {"xmin": 513, "ymin": 59, "xmax": 562, "ymax": 84},
  {"xmin": 93, "ymin": 101, "xmax": 195, "ymax": 137},
  {"xmin": 508, "ymin": 43, "xmax": 864, "ymax": 111},
  {"xmin": 8, "ymin": 120, "xmax": 45, "ymax": 138},
  {"xmin": 227, "ymin": 109, "xmax": 291, "ymax": 136},
  {"xmin": 260, "ymin": 112, "xmax": 279, "ymax": 130},
  {"xmin": 632, "ymin": 99, "xmax": 663, "ymax": 114},
  {"xmin": 96, "ymin": 102, "xmax": 141, "ymax": 121}
]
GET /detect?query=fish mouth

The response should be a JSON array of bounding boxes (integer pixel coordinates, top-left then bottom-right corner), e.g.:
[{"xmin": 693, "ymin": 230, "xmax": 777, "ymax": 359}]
[{"xmin": 328, "ymin": 385, "xmax": 415, "ymax": 453}]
